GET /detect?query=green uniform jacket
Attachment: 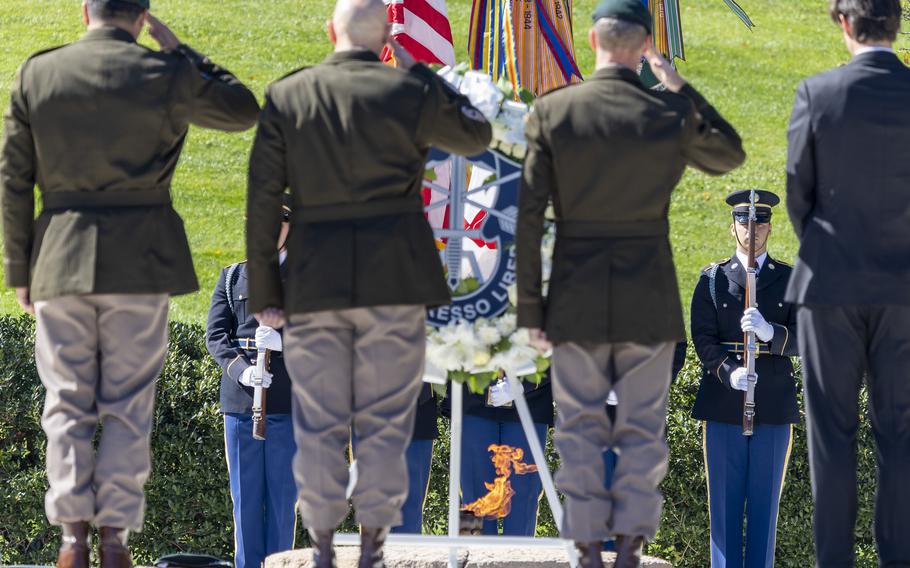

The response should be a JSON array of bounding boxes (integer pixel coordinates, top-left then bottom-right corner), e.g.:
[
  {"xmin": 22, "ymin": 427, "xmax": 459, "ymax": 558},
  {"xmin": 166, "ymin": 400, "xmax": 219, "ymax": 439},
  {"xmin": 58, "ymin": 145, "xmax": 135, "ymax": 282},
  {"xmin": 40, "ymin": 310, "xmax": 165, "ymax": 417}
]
[
  {"xmin": 246, "ymin": 50, "xmax": 492, "ymax": 315},
  {"xmin": 516, "ymin": 66, "xmax": 746, "ymax": 344},
  {"xmin": 1, "ymin": 26, "xmax": 260, "ymax": 301}
]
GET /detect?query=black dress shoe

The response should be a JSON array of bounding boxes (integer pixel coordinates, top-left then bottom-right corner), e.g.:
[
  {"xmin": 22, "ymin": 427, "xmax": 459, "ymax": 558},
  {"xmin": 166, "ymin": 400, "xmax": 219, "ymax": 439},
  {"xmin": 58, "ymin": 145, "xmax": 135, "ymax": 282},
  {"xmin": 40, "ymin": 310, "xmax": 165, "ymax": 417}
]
[
  {"xmin": 308, "ymin": 529, "xmax": 336, "ymax": 568},
  {"xmin": 98, "ymin": 528, "xmax": 132, "ymax": 568},
  {"xmin": 358, "ymin": 526, "xmax": 389, "ymax": 568},
  {"xmin": 574, "ymin": 541, "xmax": 606, "ymax": 568},
  {"xmin": 57, "ymin": 522, "xmax": 90, "ymax": 568},
  {"xmin": 614, "ymin": 535, "xmax": 644, "ymax": 568}
]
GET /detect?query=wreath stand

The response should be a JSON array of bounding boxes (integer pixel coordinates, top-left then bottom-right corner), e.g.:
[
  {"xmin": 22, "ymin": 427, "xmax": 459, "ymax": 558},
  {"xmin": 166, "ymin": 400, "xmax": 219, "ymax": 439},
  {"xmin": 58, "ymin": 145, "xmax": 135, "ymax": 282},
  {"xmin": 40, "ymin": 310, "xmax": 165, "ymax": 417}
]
[{"xmin": 339, "ymin": 374, "xmax": 579, "ymax": 568}]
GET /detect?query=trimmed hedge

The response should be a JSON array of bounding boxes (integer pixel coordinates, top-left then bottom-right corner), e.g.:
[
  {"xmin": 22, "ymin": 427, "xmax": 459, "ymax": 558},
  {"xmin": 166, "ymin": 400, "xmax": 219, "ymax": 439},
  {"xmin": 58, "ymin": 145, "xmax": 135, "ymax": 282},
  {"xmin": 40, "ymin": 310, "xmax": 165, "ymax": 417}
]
[{"xmin": 0, "ymin": 316, "xmax": 880, "ymax": 566}]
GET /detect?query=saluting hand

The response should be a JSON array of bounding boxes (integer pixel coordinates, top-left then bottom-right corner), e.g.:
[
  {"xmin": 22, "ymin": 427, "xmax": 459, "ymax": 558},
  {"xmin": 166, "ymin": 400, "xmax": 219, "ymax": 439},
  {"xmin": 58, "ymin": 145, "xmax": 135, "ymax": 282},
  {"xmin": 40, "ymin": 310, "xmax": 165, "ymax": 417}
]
[
  {"xmin": 387, "ymin": 38, "xmax": 417, "ymax": 70},
  {"xmin": 643, "ymin": 43, "xmax": 686, "ymax": 93},
  {"xmin": 147, "ymin": 13, "xmax": 181, "ymax": 53}
]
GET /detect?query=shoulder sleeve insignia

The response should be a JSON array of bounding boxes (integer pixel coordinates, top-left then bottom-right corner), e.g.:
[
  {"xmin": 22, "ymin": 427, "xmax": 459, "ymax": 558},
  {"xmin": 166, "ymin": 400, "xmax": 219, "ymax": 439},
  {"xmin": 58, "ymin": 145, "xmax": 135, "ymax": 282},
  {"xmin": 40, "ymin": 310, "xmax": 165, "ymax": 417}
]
[{"xmin": 461, "ymin": 106, "xmax": 487, "ymax": 122}]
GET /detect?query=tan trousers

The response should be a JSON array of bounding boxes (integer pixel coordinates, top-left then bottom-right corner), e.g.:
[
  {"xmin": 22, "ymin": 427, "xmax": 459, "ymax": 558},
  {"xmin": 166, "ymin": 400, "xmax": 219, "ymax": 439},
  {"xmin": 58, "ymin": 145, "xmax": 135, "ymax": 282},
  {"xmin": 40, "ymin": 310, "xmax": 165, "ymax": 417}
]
[
  {"xmin": 551, "ymin": 341, "xmax": 674, "ymax": 541},
  {"xmin": 35, "ymin": 294, "xmax": 169, "ymax": 531},
  {"xmin": 284, "ymin": 305, "xmax": 425, "ymax": 530}
]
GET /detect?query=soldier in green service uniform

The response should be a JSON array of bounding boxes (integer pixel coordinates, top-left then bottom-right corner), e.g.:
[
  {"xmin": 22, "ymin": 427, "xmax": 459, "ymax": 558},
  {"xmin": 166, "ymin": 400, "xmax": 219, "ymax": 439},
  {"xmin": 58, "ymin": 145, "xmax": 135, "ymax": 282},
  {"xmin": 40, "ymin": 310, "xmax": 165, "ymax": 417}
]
[
  {"xmin": 245, "ymin": 1, "xmax": 491, "ymax": 566},
  {"xmin": 516, "ymin": 0, "xmax": 745, "ymax": 566},
  {"xmin": 0, "ymin": 1, "xmax": 259, "ymax": 567}
]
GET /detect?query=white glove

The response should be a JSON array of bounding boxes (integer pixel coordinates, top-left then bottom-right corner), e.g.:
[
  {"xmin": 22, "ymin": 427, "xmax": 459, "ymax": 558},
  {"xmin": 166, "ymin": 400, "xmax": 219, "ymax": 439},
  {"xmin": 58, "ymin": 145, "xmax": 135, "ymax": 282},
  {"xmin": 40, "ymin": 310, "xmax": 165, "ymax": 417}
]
[
  {"xmin": 239, "ymin": 365, "xmax": 273, "ymax": 389},
  {"xmin": 741, "ymin": 308, "xmax": 774, "ymax": 342},
  {"xmin": 489, "ymin": 380, "xmax": 514, "ymax": 407},
  {"xmin": 255, "ymin": 325, "xmax": 283, "ymax": 352},
  {"xmin": 729, "ymin": 367, "xmax": 756, "ymax": 391}
]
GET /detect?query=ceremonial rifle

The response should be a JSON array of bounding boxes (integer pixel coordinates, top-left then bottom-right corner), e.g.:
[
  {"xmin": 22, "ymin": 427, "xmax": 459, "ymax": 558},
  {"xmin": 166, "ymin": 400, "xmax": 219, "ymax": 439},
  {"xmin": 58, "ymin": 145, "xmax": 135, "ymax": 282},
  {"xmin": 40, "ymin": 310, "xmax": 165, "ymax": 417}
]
[
  {"xmin": 742, "ymin": 190, "xmax": 758, "ymax": 436},
  {"xmin": 252, "ymin": 346, "xmax": 271, "ymax": 441}
]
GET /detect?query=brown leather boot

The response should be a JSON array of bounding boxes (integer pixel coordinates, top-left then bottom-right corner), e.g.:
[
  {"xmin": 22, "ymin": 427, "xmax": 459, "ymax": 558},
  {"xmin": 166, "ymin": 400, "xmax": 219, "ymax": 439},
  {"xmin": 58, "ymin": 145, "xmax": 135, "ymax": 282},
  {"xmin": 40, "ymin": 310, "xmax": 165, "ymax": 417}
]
[
  {"xmin": 574, "ymin": 541, "xmax": 605, "ymax": 568},
  {"xmin": 308, "ymin": 528, "xmax": 337, "ymax": 568},
  {"xmin": 57, "ymin": 522, "xmax": 90, "ymax": 568},
  {"xmin": 358, "ymin": 526, "xmax": 389, "ymax": 568},
  {"xmin": 98, "ymin": 527, "xmax": 132, "ymax": 568},
  {"xmin": 614, "ymin": 535, "xmax": 644, "ymax": 568}
]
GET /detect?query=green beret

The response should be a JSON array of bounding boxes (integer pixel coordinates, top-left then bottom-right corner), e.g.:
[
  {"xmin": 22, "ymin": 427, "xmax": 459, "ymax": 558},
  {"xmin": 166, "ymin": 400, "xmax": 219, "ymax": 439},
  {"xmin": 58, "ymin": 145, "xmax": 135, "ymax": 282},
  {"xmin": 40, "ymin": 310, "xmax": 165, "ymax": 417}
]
[
  {"xmin": 97, "ymin": 0, "xmax": 150, "ymax": 8},
  {"xmin": 591, "ymin": 0, "xmax": 652, "ymax": 34}
]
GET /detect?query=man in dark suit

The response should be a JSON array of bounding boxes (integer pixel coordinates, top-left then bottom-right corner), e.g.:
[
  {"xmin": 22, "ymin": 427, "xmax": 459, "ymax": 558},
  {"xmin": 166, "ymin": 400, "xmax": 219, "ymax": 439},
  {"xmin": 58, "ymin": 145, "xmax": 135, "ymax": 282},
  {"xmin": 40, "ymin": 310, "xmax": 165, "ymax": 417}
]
[
  {"xmin": 786, "ymin": 1, "xmax": 910, "ymax": 565},
  {"xmin": 690, "ymin": 190, "xmax": 799, "ymax": 568},
  {"xmin": 244, "ymin": 0, "xmax": 491, "ymax": 565},
  {"xmin": 0, "ymin": 2, "xmax": 258, "ymax": 567},
  {"xmin": 516, "ymin": 0, "xmax": 745, "ymax": 565}
]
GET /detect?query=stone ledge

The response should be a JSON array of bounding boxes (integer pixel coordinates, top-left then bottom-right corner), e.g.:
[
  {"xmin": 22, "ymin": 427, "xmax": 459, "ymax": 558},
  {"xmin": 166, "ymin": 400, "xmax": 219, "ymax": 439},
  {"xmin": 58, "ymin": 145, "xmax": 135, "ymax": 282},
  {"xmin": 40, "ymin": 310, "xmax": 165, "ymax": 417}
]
[{"xmin": 265, "ymin": 546, "xmax": 673, "ymax": 568}]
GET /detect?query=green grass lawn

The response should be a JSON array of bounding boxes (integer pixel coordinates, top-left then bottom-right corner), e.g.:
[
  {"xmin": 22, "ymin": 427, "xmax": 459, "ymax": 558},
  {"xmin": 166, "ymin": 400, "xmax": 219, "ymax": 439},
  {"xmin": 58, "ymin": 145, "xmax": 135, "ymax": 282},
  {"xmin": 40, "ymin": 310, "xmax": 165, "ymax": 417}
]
[{"xmin": 0, "ymin": 0, "xmax": 907, "ymax": 322}]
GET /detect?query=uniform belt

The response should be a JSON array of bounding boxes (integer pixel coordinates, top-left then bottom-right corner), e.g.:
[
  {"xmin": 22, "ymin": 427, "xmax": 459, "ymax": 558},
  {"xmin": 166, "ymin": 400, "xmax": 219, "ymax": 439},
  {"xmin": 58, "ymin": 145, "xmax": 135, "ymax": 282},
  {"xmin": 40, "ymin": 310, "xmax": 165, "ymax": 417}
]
[
  {"xmin": 294, "ymin": 196, "xmax": 424, "ymax": 223},
  {"xmin": 232, "ymin": 338, "xmax": 257, "ymax": 350},
  {"xmin": 42, "ymin": 189, "xmax": 171, "ymax": 210},
  {"xmin": 556, "ymin": 219, "xmax": 669, "ymax": 238},
  {"xmin": 721, "ymin": 341, "xmax": 772, "ymax": 355}
]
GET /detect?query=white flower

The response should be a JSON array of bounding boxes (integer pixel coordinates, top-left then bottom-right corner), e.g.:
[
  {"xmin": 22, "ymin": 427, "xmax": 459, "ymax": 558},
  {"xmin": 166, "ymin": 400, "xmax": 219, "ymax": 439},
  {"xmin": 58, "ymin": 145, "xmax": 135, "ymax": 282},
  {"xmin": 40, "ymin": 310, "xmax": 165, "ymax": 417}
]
[
  {"xmin": 476, "ymin": 321, "xmax": 502, "ymax": 346},
  {"xmin": 496, "ymin": 313, "xmax": 517, "ymax": 336},
  {"xmin": 473, "ymin": 350, "xmax": 492, "ymax": 369},
  {"xmin": 511, "ymin": 328, "xmax": 531, "ymax": 347},
  {"xmin": 491, "ymin": 344, "xmax": 539, "ymax": 378}
]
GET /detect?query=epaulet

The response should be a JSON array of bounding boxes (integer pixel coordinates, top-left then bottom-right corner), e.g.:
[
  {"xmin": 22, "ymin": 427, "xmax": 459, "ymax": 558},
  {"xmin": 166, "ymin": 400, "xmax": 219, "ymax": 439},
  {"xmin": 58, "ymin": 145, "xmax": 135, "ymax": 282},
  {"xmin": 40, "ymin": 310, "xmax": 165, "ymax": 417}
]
[
  {"xmin": 222, "ymin": 260, "xmax": 246, "ymax": 271},
  {"xmin": 274, "ymin": 66, "xmax": 311, "ymax": 83},
  {"xmin": 772, "ymin": 258, "xmax": 793, "ymax": 268},
  {"xmin": 701, "ymin": 257, "xmax": 731, "ymax": 273},
  {"xmin": 25, "ymin": 44, "xmax": 69, "ymax": 63},
  {"xmin": 535, "ymin": 82, "xmax": 572, "ymax": 100}
]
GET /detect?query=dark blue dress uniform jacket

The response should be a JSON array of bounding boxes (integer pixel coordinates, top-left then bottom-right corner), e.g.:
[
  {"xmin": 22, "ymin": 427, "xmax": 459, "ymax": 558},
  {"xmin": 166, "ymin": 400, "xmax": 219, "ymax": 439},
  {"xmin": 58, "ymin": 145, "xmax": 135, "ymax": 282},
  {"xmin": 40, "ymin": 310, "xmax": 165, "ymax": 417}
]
[
  {"xmin": 690, "ymin": 255, "xmax": 800, "ymax": 426},
  {"xmin": 206, "ymin": 262, "xmax": 292, "ymax": 415}
]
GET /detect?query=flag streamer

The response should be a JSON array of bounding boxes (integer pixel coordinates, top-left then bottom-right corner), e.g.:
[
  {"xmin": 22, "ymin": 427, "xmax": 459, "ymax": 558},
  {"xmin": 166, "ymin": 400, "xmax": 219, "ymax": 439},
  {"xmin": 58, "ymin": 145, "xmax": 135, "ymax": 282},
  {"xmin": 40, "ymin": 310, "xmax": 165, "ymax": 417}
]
[{"xmin": 470, "ymin": 0, "xmax": 583, "ymax": 96}]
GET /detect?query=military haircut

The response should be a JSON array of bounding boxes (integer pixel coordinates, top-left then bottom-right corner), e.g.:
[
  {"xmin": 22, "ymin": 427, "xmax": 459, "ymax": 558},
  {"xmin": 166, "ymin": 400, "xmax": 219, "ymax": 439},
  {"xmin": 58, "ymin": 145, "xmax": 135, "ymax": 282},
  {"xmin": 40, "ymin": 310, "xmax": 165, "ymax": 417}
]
[
  {"xmin": 86, "ymin": 0, "xmax": 146, "ymax": 23},
  {"xmin": 829, "ymin": 0, "xmax": 902, "ymax": 43},
  {"xmin": 593, "ymin": 17, "xmax": 648, "ymax": 54},
  {"xmin": 332, "ymin": 0, "xmax": 388, "ymax": 47}
]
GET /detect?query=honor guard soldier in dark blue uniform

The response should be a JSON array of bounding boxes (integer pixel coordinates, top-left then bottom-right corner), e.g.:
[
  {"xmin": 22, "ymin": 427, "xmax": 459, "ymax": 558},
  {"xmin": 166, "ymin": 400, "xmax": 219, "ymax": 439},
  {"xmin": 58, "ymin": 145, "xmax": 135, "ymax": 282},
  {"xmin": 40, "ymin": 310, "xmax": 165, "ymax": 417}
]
[
  {"xmin": 448, "ymin": 375, "xmax": 554, "ymax": 536},
  {"xmin": 690, "ymin": 190, "xmax": 799, "ymax": 568},
  {"xmin": 399, "ymin": 385, "xmax": 440, "ymax": 534},
  {"xmin": 205, "ymin": 195, "xmax": 297, "ymax": 568}
]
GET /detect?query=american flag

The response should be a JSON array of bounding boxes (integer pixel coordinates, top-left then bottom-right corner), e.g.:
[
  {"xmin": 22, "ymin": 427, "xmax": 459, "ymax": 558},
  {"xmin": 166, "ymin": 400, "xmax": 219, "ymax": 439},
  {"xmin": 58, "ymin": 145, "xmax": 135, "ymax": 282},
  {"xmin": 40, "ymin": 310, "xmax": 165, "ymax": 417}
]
[{"xmin": 382, "ymin": 0, "xmax": 456, "ymax": 66}]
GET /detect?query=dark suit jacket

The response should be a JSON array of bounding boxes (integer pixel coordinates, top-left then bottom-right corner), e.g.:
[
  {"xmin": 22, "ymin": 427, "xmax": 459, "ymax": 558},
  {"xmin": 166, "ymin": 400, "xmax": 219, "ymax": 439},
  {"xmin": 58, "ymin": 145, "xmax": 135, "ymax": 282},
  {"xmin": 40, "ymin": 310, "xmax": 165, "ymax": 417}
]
[
  {"xmin": 690, "ymin": 254, "xmax": 800, "ymax": 426},
  {"xmin": 785, "ymin": 51, "xmax": 910, "ymax": 306},
  {"xmin": 517, "ymin": 66, "xmax": 745, "ymax": 343},
  {"xmin": 1, "ymin": 26, "xmax": 259, "ymax": 300},
  {"xmin": 206, "ymin": 262, "xmax": 292, "ymax": 415},
  {"xmin": 246, "ymin": 49, "xmax": 492, "ymax": 315}
]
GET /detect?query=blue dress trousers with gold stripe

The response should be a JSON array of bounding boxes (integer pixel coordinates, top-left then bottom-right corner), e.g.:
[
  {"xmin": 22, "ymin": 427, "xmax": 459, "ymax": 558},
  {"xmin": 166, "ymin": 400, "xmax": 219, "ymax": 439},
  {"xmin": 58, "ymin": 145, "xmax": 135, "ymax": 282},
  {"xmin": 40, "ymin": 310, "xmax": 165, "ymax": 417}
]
[{"xmin": 690, "ymin": 255, "xmax": 799, "ymax": 568}]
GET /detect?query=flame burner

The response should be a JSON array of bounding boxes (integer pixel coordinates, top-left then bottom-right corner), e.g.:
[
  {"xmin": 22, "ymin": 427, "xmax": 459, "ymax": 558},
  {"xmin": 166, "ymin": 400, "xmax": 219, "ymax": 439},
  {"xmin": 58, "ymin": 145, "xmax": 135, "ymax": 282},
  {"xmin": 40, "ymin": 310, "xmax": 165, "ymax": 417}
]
[{"xmin": 461, "ymin": 444, "xmax": 539, "ymax": 523}]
